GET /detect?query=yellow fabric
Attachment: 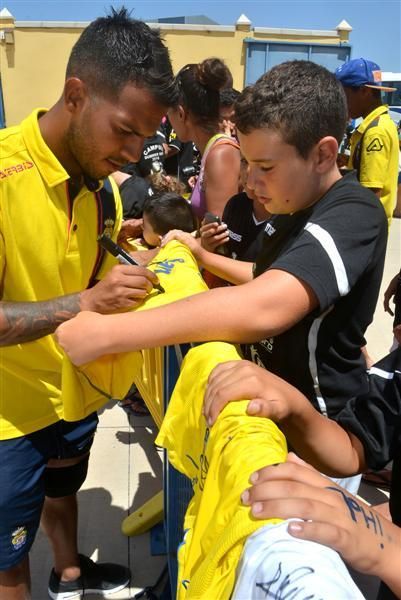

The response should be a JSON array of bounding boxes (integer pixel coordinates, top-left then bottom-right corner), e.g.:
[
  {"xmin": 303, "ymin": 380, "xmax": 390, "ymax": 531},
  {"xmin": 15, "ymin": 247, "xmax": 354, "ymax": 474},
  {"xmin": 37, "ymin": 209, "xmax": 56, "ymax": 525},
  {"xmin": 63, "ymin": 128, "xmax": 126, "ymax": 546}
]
[
  {"xmin": 155, "ymin": 342, "xmax": 287, "ymax": 600},
  {"xmin": 0, "ymin": 109, "xmax": 122, "ymax": 440},
  {"xmin": 348, "ymin": 105, "xmax": 399, "ymax": 225},
  {"xmin": 60, "ymin": 240, "xmax": 209, "ymax": 421}
]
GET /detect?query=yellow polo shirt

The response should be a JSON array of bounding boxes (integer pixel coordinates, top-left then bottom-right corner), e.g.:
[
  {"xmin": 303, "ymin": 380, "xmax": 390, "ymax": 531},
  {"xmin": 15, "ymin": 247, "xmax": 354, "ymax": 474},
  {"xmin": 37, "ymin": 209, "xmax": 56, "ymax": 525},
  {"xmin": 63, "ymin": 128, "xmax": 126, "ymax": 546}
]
[
  {"xmin": 348, "ymin": 105, "xmax": 399, "ymax": 225},
  {"xmin": 0, "ymin": 109, "xmax": 122, "ymax": 440}
]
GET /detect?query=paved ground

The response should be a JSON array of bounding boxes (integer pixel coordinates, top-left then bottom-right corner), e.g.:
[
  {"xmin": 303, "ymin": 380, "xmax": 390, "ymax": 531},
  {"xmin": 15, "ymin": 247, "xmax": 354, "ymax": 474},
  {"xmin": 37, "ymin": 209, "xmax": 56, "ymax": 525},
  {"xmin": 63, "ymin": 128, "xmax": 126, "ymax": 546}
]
[{"xmin": 31, "ymin": 218, "xmax": 400, "ymax": 599}]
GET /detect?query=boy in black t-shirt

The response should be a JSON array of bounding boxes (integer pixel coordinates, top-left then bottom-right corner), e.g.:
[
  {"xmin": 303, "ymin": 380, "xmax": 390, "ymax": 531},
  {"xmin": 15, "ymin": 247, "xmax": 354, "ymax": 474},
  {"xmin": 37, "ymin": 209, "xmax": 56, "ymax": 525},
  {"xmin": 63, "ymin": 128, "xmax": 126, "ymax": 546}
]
[{"xmin": 56, "ymin": 61, "xmax": 388, "ymax": 430}]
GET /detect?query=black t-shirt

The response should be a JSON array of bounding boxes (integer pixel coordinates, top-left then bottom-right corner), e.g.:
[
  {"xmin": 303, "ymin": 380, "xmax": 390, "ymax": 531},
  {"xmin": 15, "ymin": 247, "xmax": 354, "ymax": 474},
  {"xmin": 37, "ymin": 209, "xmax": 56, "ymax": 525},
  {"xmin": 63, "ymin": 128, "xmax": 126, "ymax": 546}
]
[
  {"xmin": 162, "ymin": 124, "xmax": 181, "ymax": 175},
  {"xmin": 119, "ymin": 175, "xmax": 152, "ymax": 219},
  {"xmin": 119, "ymin": 130, "xmax": 166, "ymax": 179},
  {"xmin": 243, "ymin": 172, "xmax": 388, "ymax": 419},
  {"xmin": 338, "ymin": 348, "xmax": 401, "ymax": 526},
  {"xmin": 222, "ymin": 192, "xmax": 267, "ymax": 262},
  {"xmin": 162, "ymin": 121, "xmax": 198, "ymax": 181},
  {"xmin": 137, "ymin": 130, "xmax": 166, "ymax": 177}
]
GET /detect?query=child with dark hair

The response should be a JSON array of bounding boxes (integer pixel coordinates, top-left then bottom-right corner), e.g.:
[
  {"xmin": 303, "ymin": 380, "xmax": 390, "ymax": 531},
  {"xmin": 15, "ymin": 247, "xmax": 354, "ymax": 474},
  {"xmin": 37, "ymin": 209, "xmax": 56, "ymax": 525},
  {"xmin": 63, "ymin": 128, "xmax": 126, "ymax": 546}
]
[
  {"xmin": 168, "ymin": 58, "xmax": 241, "ymax": 219},
  {"xmin": 219, "ymin": 87, "xmax": 241, "ymax": 138},
  {"xmin": 220, "ymin": 88, "xmax": 241, "ymax": 114},
  {"xmin": 141, "ymin": 192, "xmax": 196, "ymax": 248}
]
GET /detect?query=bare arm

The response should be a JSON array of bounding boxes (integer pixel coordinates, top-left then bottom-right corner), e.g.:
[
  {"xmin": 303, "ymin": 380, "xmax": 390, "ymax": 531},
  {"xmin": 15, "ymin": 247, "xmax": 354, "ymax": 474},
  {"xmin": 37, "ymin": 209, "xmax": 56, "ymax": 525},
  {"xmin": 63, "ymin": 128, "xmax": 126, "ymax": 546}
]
[
  {"xmin": 204, "ymin": 145, "xmax": 240, "ymax": 217},
  {"xmin": 203, "ymin": 359, "xmax": 366, "ymax": 476},
  {"xmin": 281, "ymin": 404, "xmax": 366, "ymax": 475},
  {"xmin": 197, "ymin": 249, "xmax": 253, "ymax": 285},
  {"xmin": 161, "ymin": 230, "xmax": 253, "ymax": 285},
  {"xmin": 55, "ymin": 267, "xmax": 318, "ymax": 365},
  {"xmin": 118, "ymin": 218, "xmax": 144, "ymax": 245},
  {"xmin": 110, "ymin": 170, "xmax": 132, "ymax": 187},
  {"xmin": 383, "ymin": 271, "xmax": 401, "ymax": 316}
]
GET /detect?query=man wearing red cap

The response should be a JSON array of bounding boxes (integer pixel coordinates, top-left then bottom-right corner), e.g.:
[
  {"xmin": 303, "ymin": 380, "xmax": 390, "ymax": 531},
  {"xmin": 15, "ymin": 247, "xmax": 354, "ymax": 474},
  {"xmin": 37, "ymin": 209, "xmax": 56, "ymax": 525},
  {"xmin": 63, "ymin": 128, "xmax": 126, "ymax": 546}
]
[{"xmin": 335, "ymin": 58, "xmax": 399, "ymax": 225}]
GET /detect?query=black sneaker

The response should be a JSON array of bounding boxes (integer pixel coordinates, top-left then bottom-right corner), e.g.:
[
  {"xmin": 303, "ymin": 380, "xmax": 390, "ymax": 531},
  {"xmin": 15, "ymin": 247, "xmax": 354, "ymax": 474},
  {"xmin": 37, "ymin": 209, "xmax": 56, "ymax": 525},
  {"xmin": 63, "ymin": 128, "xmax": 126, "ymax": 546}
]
[{"xmin": 48, "ymin": 554, "xmax": 131, "ymax": 599}]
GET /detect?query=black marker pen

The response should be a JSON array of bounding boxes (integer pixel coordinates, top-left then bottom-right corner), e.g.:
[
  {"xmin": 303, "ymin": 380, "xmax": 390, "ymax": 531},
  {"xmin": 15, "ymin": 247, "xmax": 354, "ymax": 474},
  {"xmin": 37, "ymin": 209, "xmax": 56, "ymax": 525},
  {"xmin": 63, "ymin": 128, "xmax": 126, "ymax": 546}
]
[{"xmin": 98, "ymin": 234, "xmax": 165, "ymax": 293}]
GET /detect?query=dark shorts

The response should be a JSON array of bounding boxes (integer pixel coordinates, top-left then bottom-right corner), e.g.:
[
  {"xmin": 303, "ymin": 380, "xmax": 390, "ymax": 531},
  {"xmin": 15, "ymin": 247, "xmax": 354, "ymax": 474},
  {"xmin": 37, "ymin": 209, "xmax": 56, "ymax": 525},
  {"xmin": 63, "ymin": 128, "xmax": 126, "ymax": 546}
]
[{"xmin": 0, "ymin": 413, "xmax": 98, "ymax": 570}]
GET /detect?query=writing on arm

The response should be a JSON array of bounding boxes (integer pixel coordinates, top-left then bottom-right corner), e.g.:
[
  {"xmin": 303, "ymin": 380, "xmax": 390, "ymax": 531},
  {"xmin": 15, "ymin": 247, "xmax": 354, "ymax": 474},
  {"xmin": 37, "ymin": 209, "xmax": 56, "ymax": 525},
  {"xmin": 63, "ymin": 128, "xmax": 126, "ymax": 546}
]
[{"xmin": 327, "ymin": 486, "xmax": 388, "ymax": 549}]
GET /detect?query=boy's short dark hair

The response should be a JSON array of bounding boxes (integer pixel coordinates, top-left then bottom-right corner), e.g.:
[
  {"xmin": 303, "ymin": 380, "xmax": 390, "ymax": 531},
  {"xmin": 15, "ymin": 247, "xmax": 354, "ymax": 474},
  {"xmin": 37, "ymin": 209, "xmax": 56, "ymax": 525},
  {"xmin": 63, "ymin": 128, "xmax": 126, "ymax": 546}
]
[
  {"xmin": 66, "ymin": 7, "xmax": 178, "ymax": 107},
  {"xmin": 235, "ymin": 60, "xmax": 347, "ymax": 158},
  {"xmin": 143, "ymin": 192, "xmax": 196, "ymax": 236},
  {"xmin": 220, "ymin": 88, "xmax": 240, "ymax": 107}
]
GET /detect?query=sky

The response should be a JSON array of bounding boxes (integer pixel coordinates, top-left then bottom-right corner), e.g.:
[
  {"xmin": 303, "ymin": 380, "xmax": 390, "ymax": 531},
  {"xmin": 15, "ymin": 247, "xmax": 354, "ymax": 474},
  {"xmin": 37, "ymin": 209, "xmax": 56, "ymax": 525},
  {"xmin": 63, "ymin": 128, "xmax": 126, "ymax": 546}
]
[{"xmin": 2, "ymin": 0, "xmax": 401, "ymax": 71}]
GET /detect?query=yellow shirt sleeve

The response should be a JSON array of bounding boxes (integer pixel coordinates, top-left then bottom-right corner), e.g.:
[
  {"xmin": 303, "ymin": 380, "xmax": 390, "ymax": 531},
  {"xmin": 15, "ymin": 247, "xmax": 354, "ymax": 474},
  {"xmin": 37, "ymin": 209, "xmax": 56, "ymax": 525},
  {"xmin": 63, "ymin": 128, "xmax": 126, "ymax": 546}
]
[
  {"xmin": 358, "ymin": 126, "xmax": 394, "ymax": 190},
  {"xmin": 0, "ymin": 209, "xmax": 5, "ymax": 290}
]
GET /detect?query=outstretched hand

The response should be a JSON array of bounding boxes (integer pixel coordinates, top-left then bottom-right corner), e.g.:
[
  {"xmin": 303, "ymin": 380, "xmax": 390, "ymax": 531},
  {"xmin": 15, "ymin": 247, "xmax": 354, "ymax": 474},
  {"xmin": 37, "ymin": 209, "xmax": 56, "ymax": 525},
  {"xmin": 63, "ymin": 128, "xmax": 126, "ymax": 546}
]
[
  {"xmin": 80, "ymin": 263, "xmax": 159, "ymax": 314},
  {"xmin": 161, "ymin": 230, "xmax": 203, "ymax": 260},
  {"xmin": 117, "ymin": 218, "xmax": 144, "ymax": 245},
  {"xmin": 241, "ymin": 453, "xmax": 401, "ymax": 586},
  {"xmin": 203, "ymin": 360, "xmax": 305, "ymax": 426},
  {"xmin": 383, "ymin": 272, "xmax": 400, "ymax": 316}
]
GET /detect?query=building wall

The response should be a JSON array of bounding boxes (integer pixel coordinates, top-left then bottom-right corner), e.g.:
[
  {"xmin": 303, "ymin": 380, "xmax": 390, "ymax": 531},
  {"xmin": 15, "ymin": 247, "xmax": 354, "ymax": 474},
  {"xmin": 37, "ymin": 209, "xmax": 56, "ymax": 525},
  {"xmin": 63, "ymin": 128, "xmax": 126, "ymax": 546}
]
[
  {"xmin": 1, "ymin": 27, "xmax": 80, "ymax": 125},
  {"xmin": 162, "ymin": 28, "xmax": 248, "ymax": 91},
  {"xmin": 0, "ymin": 19, "xmax": 350, "ymax": 126}
]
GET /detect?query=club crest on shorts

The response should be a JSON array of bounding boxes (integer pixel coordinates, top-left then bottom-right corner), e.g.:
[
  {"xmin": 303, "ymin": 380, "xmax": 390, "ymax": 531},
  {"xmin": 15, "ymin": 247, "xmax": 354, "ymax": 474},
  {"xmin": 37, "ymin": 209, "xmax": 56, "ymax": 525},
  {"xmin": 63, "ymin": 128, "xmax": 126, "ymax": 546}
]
[{"xmin": 11, "ymin": 526, "xmax": 27, "ymax": 550}]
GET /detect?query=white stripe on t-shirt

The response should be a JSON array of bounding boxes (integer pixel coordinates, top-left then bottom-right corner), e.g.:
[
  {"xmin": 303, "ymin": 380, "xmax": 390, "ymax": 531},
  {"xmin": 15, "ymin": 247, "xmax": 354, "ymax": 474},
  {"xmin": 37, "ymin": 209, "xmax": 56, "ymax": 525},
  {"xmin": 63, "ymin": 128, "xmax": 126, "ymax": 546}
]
[
  {"xmin": 304, "ymin": 222, "xmax": 350, "ymax": 296},
  {"xmin": 307, "ymin": 307, "xmax": 334, "ymax": 417},
  {"xmin": 369, "ymin": 366, "xmax": 395, "ymax": 379}
]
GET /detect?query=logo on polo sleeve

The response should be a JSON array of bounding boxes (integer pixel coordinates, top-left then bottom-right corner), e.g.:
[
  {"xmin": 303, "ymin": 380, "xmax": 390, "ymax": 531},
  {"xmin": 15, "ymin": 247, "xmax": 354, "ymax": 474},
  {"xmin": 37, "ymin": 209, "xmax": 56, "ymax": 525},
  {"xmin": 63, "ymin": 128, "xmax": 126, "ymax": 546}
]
[{"xmin": 366, "ymin": 138, "xmax": 384, "ymax": 152}]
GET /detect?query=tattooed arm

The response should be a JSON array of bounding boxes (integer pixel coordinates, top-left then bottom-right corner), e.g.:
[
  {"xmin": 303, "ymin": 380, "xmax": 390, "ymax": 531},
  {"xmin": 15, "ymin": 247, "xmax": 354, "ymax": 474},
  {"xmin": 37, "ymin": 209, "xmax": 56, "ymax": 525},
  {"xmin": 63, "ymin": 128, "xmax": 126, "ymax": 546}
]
[
  {"xmin": 0, "ymin": 294, "xmax": 82, "ymax": 346},
  {"xmin": 0, "ymin": 261, "xmax": 161, "ymax": 346}
]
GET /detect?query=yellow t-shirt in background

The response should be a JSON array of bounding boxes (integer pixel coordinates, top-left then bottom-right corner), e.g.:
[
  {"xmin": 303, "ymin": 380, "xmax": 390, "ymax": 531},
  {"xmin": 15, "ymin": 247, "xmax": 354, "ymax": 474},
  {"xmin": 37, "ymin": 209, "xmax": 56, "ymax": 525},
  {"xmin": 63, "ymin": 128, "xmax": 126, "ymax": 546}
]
[{"xmin": 349, "ymin": 105, "xmax": 399, "ymax": 225}]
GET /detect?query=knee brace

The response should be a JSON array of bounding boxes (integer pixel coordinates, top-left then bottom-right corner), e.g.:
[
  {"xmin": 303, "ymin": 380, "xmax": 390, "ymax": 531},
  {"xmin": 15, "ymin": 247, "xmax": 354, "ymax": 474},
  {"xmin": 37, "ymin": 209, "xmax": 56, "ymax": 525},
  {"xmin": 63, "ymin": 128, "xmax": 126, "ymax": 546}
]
[{"xmin": 44, "ymin": 454, "xmax": 89, "ymax": 498}]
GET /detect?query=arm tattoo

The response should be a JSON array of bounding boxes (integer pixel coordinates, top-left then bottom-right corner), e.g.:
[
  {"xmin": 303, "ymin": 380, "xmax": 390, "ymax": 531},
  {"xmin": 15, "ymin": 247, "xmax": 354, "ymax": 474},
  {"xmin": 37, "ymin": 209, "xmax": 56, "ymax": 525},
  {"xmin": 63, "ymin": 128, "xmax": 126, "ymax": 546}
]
[{"xmin": 0, "ymin": 293, "xmax": 81, "ymax": 346}]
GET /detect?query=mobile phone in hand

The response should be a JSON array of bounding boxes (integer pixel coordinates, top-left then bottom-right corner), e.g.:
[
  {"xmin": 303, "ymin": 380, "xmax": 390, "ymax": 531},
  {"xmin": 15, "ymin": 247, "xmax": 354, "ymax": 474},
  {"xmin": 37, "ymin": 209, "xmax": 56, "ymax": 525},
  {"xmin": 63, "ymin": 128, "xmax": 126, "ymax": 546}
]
[{"xmin": 204, "ymin": 212, "xmax": 221, "ymax": 225}]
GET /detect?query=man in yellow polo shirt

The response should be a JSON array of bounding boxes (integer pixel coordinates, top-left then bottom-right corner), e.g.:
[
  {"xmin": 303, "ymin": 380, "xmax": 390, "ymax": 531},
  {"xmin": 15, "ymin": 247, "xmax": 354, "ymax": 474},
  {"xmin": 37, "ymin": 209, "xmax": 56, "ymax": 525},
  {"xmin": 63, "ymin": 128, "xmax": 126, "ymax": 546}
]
[
  {"xmin": 335, "ymin": 57, "xmax": 399, "ymax": 226},
  {"xmin": 0, "ymin": 8, "xmax": 177, "ymax": 599}
]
